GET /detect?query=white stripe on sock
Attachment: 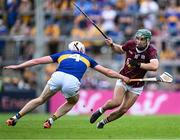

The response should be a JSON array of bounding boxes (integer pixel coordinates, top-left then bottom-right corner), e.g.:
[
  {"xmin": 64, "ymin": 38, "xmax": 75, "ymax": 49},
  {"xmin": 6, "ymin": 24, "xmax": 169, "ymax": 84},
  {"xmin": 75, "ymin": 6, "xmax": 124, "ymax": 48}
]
[
  {"xmin": 99, "ymin": 108, "xmax": 103, "ymax": 113},
  {"xmin": 49, "ymin": 118, "xmax": 54, "ymax": 125}
]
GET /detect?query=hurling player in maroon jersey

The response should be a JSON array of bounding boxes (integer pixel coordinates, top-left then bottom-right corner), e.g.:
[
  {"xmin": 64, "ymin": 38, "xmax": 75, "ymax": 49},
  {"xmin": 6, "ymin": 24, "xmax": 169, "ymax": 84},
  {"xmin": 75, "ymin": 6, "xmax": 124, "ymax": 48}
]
[{"xmin": 90, "ymin": 29, "xmax": 159, "ymax": 129}]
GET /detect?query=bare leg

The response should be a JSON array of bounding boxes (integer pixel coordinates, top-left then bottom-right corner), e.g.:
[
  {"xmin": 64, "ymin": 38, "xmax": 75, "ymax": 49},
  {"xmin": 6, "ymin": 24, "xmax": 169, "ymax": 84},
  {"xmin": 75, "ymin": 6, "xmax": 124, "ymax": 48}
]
[
  {"xmin": 6, "ymin": 85, "xmax": 56, "ymax": 126},
  {"xmin": 102, "ymin": 85, "xmax": 126, "ymax": 112},
  {"xmin": 19, "ymin": 85, "xmax": 55, "ymax": 116},
  {"xmin": 97, "ymin": 91, "xmax": 139, "ymax": 128},
  {"xmin": 43, "ymin": 93, "xmax": 79, "ymax": 128},
  {"xmin": 90, "ymin": 85, "xmax": 125, "ymax": 124},
  {"xmin": 106, "ymin": 91, "xmax": 138, "ymax": 122},
  {"xmin": 54, "ymin": 94, "xmax": 79, "ymax": 118}
]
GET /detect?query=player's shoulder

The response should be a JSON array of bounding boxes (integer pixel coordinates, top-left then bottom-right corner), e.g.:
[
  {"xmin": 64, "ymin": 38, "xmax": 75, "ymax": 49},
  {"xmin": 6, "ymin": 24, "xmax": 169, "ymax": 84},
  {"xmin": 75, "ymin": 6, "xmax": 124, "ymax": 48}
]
[
  {"xmin": 61, "ymin": 50, "xmax": 94, "ymax": 60},
  {"xmin": 80, "ymin": 52, "xmax": 93, "ymax": 60},
  {"xmin": 123, "ymin": 40, "xmax": 136, "ymax": 47},
  {"xmin": 52, "ymin": 50, "xmax": 69, "ymax": 55},
  {"xmin": 122, "ymin": 40, "xmax": 136, "ymax": 51},
  {"xmin": 81, "ymin": 53, "xmax": 97, "ymax": 63},
  {"xmin": 57, "ymin": 50, "xmax": 80, "ymax": 56},
  {"xmin": 126, "ymin": 40, "xmax": 136, "ymax": 44},
  {"xmin": 148, "ymin": 44, "xmax": 157, "ymax": 52},
  {"xmin": 61, "ymin": 50, "xmax": 72, "ymax": 54},
  {"xmin": 146, "ymin": 44, "xmax": 158, "ymax": 57},
  {"xmin": 125, "ymin": 40, "xmax": 136, "ymax": 45}
]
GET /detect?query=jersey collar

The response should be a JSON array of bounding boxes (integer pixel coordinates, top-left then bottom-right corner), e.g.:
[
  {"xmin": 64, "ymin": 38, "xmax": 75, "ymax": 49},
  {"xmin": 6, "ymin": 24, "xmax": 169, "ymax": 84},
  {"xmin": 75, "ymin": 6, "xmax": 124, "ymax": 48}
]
[{"xmin": 136, "ymin": 45, "xmax": 149, "ymax": 53}]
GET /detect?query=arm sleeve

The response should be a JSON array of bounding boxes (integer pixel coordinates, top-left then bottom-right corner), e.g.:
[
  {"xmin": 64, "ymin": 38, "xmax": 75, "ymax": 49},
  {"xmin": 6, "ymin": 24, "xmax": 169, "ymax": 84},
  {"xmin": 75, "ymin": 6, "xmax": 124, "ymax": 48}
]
[
  {"xmin": 122, "ymin": 40, "xmax": 135, "ymax": 52},
  {"xmin": 50, "ymin": 52, "xmax": 63, "ymax": 63},
  {"xmin": 149, "ymin": 48, "xmax": 158, "ymax": 60},
  {"xmin": 89, "ymin": 57, "xmax": 98, "ymax": 68},
  {"xmin": 50, "ymin": 53, "xmax": 59, "ymax": 63}
]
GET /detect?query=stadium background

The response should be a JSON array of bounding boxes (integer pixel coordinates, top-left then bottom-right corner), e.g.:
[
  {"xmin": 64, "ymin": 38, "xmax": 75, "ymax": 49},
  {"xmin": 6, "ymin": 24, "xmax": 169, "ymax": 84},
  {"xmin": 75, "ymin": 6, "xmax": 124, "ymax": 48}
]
[{"xmin": 0, "ymin": 0, "xmax": 180, "ymax": 139}]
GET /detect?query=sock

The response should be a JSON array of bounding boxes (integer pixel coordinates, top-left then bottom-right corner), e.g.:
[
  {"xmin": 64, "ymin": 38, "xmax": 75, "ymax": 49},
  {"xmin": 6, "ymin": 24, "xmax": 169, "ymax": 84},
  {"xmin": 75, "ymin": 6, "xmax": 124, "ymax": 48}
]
[
  {"xmin": 102, "ymin": 118, "xmax": 110, "ymax": 124},
  {"xmin": 48, "ymin": 115, "xmax": 58, "ymax": 125},
  {"xmin": 48, "ymin": 118, "xmax": 54, "ymax": 125},
  {"xmin": 99, "ymin": 108, "xmax": 104, "ymax": 114},
  {"xmin": 12, "ymin": 113, "xmax": 21, "ymax": 121},
  {"xmin": 52, "ymin": 114, "xmax": 58, "ymax": 121}
]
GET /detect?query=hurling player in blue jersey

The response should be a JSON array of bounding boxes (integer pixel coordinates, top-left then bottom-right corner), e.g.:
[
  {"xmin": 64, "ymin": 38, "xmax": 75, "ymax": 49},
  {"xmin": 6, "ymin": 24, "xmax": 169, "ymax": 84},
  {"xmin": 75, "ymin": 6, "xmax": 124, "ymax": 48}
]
[{"xmin": 4, "ymin": 41, "xmax": 129, "ymax": 128}]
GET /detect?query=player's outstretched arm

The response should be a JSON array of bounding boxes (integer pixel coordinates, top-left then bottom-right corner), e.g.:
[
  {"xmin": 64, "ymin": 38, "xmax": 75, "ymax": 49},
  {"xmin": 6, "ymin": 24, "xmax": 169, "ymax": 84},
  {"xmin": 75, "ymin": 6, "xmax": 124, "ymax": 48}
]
[
  {"xmin": 94, "ymin": 65, "xmax": 129, "ymax": 83},
  {"xmin": 3, "ymin": 56, "xmax": 53, "ymax": 70},
  {"xmin": 105, "ymin": 38, "xmax": 125, "ymax": 54}
]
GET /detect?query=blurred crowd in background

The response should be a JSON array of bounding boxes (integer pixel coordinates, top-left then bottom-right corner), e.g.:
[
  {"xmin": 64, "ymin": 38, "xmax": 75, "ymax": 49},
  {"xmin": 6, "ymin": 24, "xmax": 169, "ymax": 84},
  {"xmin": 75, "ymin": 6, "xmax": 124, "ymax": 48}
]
[{"xmin": 0, "ymin": 0, "xmax": 180, "ymax": 92}]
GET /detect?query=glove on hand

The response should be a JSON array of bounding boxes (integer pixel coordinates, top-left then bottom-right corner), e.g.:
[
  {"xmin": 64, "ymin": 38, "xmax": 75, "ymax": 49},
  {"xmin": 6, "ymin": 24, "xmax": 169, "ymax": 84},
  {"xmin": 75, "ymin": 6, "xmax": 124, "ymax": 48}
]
[{"xmin": 129, "ymin": 59, "xmax": 141, "ymax": 68}]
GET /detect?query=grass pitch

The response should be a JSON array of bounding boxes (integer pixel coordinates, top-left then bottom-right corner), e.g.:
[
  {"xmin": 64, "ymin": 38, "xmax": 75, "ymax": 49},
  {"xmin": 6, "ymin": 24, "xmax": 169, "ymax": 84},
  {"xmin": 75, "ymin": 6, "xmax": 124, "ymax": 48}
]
[{"xmin": 0, "ymin": 113, "xmax": 180, "ymax": 139}]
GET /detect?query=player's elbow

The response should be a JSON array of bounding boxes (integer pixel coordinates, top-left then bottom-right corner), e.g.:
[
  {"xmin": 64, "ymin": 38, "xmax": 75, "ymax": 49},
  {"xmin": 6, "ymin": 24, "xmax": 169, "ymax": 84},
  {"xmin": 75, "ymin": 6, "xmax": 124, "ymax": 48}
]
[
  {"xmin": 149, "ymin": 60, "xmax": 159, "ymax": 71},
  {"xmin": 151, "ymin": 64, "xmax": 159, "ymax": 71}
]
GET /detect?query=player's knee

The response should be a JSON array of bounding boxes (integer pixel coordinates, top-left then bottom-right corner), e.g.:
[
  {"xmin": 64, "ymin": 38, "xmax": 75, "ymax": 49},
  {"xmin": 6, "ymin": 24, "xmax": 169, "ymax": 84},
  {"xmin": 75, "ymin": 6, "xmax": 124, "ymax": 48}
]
[
  {"xmin": 68, "ymin": 99, "xmax": 78, "ymax": 105},
  {"xmin": 37, "ymin": 97, "xmax": 46, "ymax": 104},
  {"xmin": 108, "ymin": 99, "xmax": 121, "ymax": 107},
  {"xmin": 67, "ymin": 95, "xmax": 79, "ymax": 105}
]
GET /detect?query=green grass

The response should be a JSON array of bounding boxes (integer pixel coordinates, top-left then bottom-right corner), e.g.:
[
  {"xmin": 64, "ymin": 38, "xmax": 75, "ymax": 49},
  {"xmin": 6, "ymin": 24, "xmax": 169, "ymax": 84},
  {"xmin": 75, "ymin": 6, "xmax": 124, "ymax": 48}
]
[{"xmin": 0, "ymin": 113, "xmax": 180, "ymax": 139}]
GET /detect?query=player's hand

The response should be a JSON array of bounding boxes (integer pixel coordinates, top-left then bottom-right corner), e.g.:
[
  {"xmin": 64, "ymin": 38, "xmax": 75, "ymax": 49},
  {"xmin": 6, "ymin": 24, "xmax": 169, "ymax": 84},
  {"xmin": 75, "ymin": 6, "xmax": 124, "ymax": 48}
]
[
  {"xmin": 122, "ymin": 76, "xmax": 130, "ymax": 83},
  {"xmin": 105, "ymin": 38, "xmax": 113, "ymax": 47},
  {"xmin": 128, "ymin": 59, "xmax": 141, "ymax": 68},
  {"xmin": 3, "ymin": 65, "xmax": 19, "ymax": 69}
]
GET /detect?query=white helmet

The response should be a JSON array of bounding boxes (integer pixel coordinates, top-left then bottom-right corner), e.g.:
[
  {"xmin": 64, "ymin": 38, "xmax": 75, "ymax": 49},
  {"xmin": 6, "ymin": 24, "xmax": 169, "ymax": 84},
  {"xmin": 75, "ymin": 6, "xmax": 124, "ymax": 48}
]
[{"xmin": 68, "ymin": 41, "xmax": 85, "ymax": 53}]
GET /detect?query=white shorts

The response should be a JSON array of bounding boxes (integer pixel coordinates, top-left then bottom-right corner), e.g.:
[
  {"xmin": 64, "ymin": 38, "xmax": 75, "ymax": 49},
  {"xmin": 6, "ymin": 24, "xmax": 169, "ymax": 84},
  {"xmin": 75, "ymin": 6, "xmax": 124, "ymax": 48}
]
[
  {"xmin": 116, "ymin": 79, "xmax": 144, "ymax": 95},
  {"xmin": 47, "ymin": 71, "xmax": 81, "ymax": 98}
]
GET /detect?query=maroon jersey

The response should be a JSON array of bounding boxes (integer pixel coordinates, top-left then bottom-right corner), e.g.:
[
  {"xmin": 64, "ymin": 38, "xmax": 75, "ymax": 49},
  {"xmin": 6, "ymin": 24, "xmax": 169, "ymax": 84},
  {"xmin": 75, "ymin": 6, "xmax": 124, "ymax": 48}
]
[{"xmin": 120, "ymin": 40, "xmax": 157, "ymax": 87}]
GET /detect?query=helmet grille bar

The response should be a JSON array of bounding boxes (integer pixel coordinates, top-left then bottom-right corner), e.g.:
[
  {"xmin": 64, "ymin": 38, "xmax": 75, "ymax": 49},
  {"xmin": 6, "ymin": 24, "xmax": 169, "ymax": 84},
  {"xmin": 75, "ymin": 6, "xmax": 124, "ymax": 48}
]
[{"xmin": 74, "ymin": 42, "xmax": 79, "ymax": 51}]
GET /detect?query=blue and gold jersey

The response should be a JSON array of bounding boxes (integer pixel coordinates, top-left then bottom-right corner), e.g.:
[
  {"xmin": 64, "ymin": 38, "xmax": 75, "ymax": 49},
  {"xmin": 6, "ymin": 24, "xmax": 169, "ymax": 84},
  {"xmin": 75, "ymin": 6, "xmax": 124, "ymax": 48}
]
[{"xmin": 50, "ymin": 50, "xmax": 98, "ymax": 81}]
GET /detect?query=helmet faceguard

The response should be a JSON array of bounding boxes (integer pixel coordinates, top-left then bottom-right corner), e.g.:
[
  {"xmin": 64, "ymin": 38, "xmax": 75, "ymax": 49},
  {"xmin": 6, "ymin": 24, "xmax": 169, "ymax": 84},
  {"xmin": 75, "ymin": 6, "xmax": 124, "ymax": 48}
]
[
  {"xmin": 135, "ymin": 29, "xmax": 152, "ymax": 51},
  {"xmin": 68, "ymin": 41, "xmax": 86, "ymax": 53}
]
